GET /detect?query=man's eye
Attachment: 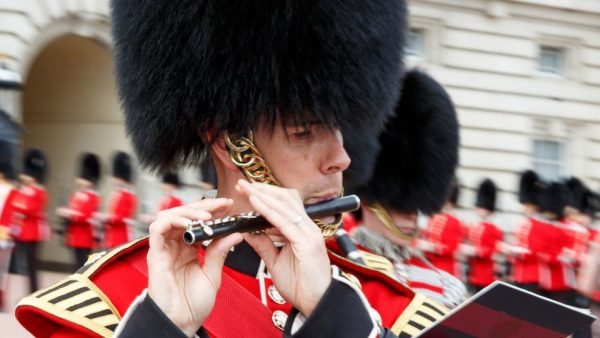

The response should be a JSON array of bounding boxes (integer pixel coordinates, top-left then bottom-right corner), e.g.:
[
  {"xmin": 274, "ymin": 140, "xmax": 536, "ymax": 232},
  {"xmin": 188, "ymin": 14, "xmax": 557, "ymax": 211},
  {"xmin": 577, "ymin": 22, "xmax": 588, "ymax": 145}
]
[{"xmin": 293, "ymin": 129, "xmax": 312, "ymax": 139}]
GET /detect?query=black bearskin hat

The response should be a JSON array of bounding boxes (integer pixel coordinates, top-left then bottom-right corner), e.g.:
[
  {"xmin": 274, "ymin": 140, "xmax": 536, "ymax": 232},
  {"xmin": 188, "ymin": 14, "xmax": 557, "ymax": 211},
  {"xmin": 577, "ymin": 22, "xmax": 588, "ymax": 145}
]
[
  {"xmin": 343, "ymin": 135, "xmax": 381, "ymax": 194},
  {"xmin": 162, "ymin": 172, "xmax": 180, "ymax": 188},
  {"xmin": 476, "ymin": 179, "xmax": 497, "ymax": 212},
  {"xmin": 357, "ymin": 70, "xmax": 459, "ymax": 214},
  {"xmin": 566, "ymin": 177, "xmax": 588, "ymax": 212},
  {"xmin": 540, "ymin": 182, "xmax": 569, "ymax": 219},
  {"xmin": 447, "ymin": 179, "xmax": 460, "ymax": 206},
  {"xmin": 79, "ymin": 153, "xmax": 101, "ymax": 185},
  {"xmin": 586, "ymin": 192, "xmax": 600, "ymax": 219},
  {"xmin": 112, "ymin": 152, "xmax": 133, "ymax": 183},
  {"xmin": 23, "ymin": 148, "xmax": 47, "ymax": 184},
  {"xmin": 518, "ymin": 170, "xmax": 544, "ymax": 206},
  {"xmin": 111, "ymin": 0, "xmax": 407, "ymax": 172},
  {"xmin": 0, "ymin": 141, "xmax": 15, "ymax": 179}
]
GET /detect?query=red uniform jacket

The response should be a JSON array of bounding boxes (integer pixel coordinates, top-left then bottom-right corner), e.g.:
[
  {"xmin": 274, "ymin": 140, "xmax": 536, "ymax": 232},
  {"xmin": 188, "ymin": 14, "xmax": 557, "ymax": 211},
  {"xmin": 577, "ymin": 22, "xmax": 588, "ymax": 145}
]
[
  {"xmin": 510, "ymin": 218, "xmax": 541, "ymax": 284},
  {"xmin": 157, "ymin": 195, "xmax": 183, "ymax": 212},
  {"xmin": 0, "ymin": 185, "xmax": 16, "ymax": 235},
  {"xmin": 563, "ymin": 219, "xmax": 589, "ymax": 264},
  {"xmin": 65, "ymin": 190, "xmax": 100, "ymax": 249},
  {"xmin": 467, "ymin": 221, "xmax": 503, "ymax": 287},
  {"xmin": 104, "ymin": 189, "xmax": 136, "ymax": 249},
  {"xmin": 16, "ymin": 238, "xmax": 443, "ymax": 338},
  {"xmin": 423, "ymin": 213, "xmax": 462, "ymax": 278},
  {"xmin": 536, "ymin": 218, "xmax": 576, "ymax": 291},
  {"xmin": 12, "ymin": 185, "xmax": 49, "ymax": 242}
]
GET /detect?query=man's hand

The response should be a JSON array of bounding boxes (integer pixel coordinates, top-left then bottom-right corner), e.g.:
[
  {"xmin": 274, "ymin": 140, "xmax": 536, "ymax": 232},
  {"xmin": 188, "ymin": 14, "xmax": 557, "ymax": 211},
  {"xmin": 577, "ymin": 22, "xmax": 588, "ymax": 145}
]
[
  {"xmin": 147, "ymin": 198, "xmax": 243, "ymax": 337},
  {"xmin": 236, "ymin": 180, "xmax": 332, "ymax": 317}
]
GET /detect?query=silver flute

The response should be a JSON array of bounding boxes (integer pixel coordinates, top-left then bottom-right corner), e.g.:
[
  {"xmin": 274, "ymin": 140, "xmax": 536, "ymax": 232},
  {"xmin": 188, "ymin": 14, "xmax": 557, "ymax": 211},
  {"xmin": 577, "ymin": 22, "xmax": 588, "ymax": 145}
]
[{"xmin": 183, "ymin": 195, "xmax": 360, "ymax": 244}]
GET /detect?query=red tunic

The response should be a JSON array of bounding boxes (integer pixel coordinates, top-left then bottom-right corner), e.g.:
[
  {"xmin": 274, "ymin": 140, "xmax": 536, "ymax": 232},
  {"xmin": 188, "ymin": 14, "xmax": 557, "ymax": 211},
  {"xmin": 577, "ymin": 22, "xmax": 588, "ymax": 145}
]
[
  {"xmin": 0, "ymin": 184, "xmax": 16, "ymax": 234},
  {"xmin": 467, "ymin": 221, "xmax": 503, "ymax": 287},
  {"xmin": 65, "ymin": 190, "xmax": 100, "ymax": 249},
  {"xmin": 510, "ymin": 219, "xmax": 541, "ymax": 284},
  {"xmin": 563, "ymin": 219, "xmax": 589, "ymax": 264},
  {"xmin": 536, "ymin": 218, "xmax": 575, "ymax": 291},
  {"xmin": 423, "ymin": 213, "xmax": 462, "ymax": 277},
  {"xmin": 104, "ymin": 189, "xmax": 136, "ymax": 249},
  {"xmin": 16, "ymin": 238, "xmax": 427, "ymax": 338},
  {"xmin": 157, "ymin": 195, "xmax": 183, "ymax": 211},
  {"xmin": 11, "ymin": 185, "xmax": 49, "ymax": 242}
]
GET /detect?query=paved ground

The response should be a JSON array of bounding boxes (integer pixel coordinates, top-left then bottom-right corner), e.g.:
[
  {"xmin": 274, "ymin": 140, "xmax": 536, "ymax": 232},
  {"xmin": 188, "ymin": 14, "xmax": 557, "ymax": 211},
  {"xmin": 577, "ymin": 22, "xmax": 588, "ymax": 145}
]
[
  {"xmin": 1, "ymin": 271, "xmax": 68, "ymax": 338},
  {"xmin": 3, "ymin": 271, "xmax": 600, "ymax": 337}
]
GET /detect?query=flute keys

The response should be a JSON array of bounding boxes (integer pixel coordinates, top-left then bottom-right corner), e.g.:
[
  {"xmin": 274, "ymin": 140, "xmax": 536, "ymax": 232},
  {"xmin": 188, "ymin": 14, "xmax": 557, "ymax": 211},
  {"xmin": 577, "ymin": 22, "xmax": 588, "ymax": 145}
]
[
  {"xmin": 268, "ymin": 285, "xmax": 286, "ymax": 304},
  {"xmin": 271, "ymin": 310, "xmax": 288, "ymax": 330}
]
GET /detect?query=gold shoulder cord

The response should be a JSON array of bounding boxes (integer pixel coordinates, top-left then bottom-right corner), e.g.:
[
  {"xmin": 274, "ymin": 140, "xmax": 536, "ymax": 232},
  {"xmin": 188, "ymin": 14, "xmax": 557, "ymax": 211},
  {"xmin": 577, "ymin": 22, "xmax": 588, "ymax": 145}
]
[
  {"xmin": 224, "ymin": 131, "xmax": 341, "ymax": 237},
  {"xmin": 369, "ymin": 202, "xmax": 417, "ymax": 241}
]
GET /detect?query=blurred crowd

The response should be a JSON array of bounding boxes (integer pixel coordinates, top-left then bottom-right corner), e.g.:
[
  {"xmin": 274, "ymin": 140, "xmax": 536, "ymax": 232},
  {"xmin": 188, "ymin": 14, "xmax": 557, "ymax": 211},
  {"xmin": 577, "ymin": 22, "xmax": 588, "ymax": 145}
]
[
  {"xmin": 0, "ymin": 143, "xmax": 208, "ymax": 310},
  {"xmin": 343, "ymin": 169, "xmax": 600, "ymax": 311}
]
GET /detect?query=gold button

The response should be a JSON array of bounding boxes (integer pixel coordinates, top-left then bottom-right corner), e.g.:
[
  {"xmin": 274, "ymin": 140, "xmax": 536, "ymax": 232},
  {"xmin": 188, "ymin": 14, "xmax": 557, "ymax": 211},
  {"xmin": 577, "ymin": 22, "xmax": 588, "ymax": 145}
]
[
  {"xmin": 268, "ymin": 285, "xmax": 286, "ymax": 304},
  {"xmin": 271, "ymin": 310, "xmax": 288, "ymax": 331}
]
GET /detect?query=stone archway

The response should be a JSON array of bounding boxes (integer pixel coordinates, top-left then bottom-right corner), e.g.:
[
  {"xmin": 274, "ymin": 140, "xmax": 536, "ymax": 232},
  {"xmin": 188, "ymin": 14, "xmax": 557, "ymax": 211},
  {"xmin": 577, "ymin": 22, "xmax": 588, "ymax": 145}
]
[{"xmin": 22, "ymin": 34, "xmax": 127, "ymax": 267}]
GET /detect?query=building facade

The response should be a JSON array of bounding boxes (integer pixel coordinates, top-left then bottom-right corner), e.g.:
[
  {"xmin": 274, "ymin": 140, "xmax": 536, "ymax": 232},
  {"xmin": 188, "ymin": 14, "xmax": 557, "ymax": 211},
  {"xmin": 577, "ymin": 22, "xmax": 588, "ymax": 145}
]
[
  {"xmin": 0, "ymin": 0, "xmax": 599, "ymax": 264},
  {"xmin": 406, "ymin": 0, "xmax": 600, "ymax": 229}
]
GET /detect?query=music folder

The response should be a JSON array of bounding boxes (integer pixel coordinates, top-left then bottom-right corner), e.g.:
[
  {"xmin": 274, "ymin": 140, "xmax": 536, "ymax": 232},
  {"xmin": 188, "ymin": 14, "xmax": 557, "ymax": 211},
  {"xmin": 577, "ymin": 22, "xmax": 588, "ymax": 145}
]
[{"xmin": 415, "ymin": 281, "xmax": 596, "ymax": 338}]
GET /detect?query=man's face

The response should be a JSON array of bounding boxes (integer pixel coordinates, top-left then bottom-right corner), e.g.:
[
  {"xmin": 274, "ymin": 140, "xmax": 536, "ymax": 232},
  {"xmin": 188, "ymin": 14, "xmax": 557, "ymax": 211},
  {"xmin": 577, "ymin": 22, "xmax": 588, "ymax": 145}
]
[{"xmin": 253, "ymin": 121, "xmax": 350, "ymax": 214}]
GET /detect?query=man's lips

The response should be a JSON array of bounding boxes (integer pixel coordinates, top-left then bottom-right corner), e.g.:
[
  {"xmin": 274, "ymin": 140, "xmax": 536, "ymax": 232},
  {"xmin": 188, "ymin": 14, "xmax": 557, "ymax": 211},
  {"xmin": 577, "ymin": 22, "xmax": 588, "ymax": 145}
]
[{"xmin": 304, "ymin": 192, "xmax": 339, "ymax": 205}]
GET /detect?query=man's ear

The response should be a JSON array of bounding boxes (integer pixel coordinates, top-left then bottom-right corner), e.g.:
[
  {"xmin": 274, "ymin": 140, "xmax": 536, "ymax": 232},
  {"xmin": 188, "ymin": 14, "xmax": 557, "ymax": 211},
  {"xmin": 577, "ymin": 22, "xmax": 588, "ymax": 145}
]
[{"xmin": 210, "ymin": 134, "xmax": 240, "ymax": 172}]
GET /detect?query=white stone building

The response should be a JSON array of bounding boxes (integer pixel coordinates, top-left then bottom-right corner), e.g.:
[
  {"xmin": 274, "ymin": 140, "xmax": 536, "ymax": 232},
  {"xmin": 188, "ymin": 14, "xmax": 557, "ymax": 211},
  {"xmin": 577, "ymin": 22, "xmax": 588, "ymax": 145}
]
[{"xmin": 0, "ymin": 0, "xmax": 599, "ymax": 264}]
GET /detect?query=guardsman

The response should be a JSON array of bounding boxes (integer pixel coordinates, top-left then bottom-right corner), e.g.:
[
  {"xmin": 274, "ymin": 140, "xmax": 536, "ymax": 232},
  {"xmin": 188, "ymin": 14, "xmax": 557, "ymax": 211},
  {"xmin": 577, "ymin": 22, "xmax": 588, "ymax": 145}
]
[
  {"xmin": 56, "ymin": 153, "xmax": 101, "ymax": 269},
  {"xmin": 0, "ymin": 141, "xmax": 17, "ymax": 309},
  {"xmin": 339, "ymin": 70, "xmax": 467, "ymax": 309},
  {"xmin": 140, "ymin": 172, "xmax": 184, "ymax": 224},
  {"xmin": 99, "ymin": 152, "xmax": 137, "ymax": 249},
  {"xmin": 537, "ymin": 182, "xmax": 576, "ymax": 303},
  {"xmin": 419, "ymin": 180, "xmax": 463, "ymax": 279},
  {"xmin": 462, "ymin": 179, "xmax": 504, "ymax": 292},
  {"xmin": 498, "ymin": 170, "xmax": 545, "ymax": 294},
  {"xmin": 14, "ymin": 1, "xmax": 447, "ymax": 337},
  {"xmin": 158, "ymin": 172, "xmax": 183, "ymax": 211},
  {"xmin": 12, "ymin": 148, "xmax": 49, "ymax": 293},
  {"xmin": 564, "ymin": 178, "xmax": 593, "ymax": 268}
]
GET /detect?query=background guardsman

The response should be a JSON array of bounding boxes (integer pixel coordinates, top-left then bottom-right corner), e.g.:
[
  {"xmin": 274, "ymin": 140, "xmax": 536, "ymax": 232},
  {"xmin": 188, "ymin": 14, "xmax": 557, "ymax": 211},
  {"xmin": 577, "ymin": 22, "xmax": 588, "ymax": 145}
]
[
  {"xmin": 497, "ymin": 170, "xmax": 545, "ymax": 294},
  {"xmin": 461, "ymin": 179, "xmax": 503, "ymax": 292},
  {"xmin": 158, "ymin": 172, "xmax": 183, "ymax": 211},
  {"xmin": 537, "ymin": 182, "xmax": 576, "ymax": 303},
  {"xmin": 341, "ymin": 69, "xmax": 467, "ymax": 309},
  {"xmin": 0, "ymin": 141, "xmax": 17, "ymax": 309},
  {"xmin": 15, "ymin": 1, "xmax": 443, "ymax": 337},
  {"xmin": 140, "ymin": 172, "xmax": 184, "ymax": 224},
  {"xmin": 419, "ymin": 179, "xmax": 463, "ymax": 279},
  {"xmin": 564, "ymin": 178, "xmax": 593, "ymax": 268},
  {"xmin": 98, "ymin": 151, "xmax": 137, "ymax": 249},
  {"xmin": 11, "ymin": 148, "xmax": 50, "ymax": 293},
  {"xmin": 56, "ymin": 153, "xmax": 101, "ymax": 269}
]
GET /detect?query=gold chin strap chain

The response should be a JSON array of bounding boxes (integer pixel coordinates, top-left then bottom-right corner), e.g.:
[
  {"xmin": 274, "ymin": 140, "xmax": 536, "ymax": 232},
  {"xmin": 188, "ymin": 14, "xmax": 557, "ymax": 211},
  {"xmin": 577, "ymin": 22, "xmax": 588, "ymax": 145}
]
[
  {"xmin": 224, "ymin": 131, "xmax": 342, "ymax": 237},
  {"xmin": 368, "ymin": 202, "xmax": 417, "ymax": 241}
]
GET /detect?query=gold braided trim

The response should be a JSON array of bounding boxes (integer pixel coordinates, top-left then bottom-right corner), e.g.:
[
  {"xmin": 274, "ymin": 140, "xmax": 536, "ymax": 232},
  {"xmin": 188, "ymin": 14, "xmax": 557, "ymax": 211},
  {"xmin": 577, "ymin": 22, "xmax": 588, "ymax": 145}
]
[
  {"xmin": 390, "ymin": 293, "xmax": 448, "ymax": 337},
  {"xmin": 81, "ymin": 237, "xmax": 148, "ymax": 278},
  {"xmin": 360, "ymin": 250, "xmax": 395, "ymax": 278},
  {"xmin": 18, "ymin": 274, "xmax": 121, "ymax": 337},
  {"xmin": 369, "ymin": 203, "xmax": 417, "ymax": 241}
]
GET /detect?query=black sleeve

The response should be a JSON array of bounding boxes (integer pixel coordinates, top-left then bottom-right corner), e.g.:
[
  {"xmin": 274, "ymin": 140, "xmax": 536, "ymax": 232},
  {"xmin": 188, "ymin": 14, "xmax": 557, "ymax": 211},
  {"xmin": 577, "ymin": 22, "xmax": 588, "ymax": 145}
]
[
  {"xmin": 283, "ymin": 279, "xmax": 399, "ymax": 338},
  {"xmin": 116, "ymin": 294, "xmax": 209, "ymax": 338}
]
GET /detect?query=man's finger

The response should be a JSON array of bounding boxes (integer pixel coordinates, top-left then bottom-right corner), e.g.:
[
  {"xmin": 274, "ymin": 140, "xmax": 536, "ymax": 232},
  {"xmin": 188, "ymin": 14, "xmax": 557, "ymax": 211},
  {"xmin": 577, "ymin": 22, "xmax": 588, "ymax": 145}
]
[
  {"xmin": 149, "ymin": 216, "xmax": 192, "ymax": 251},
  {"xmin": 244, "ymin": 233, "xmax": 279, "ymax": 270},
  {"xmin": 202, "ymin": 233, "xmax": 244, "ymax": 286}
]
